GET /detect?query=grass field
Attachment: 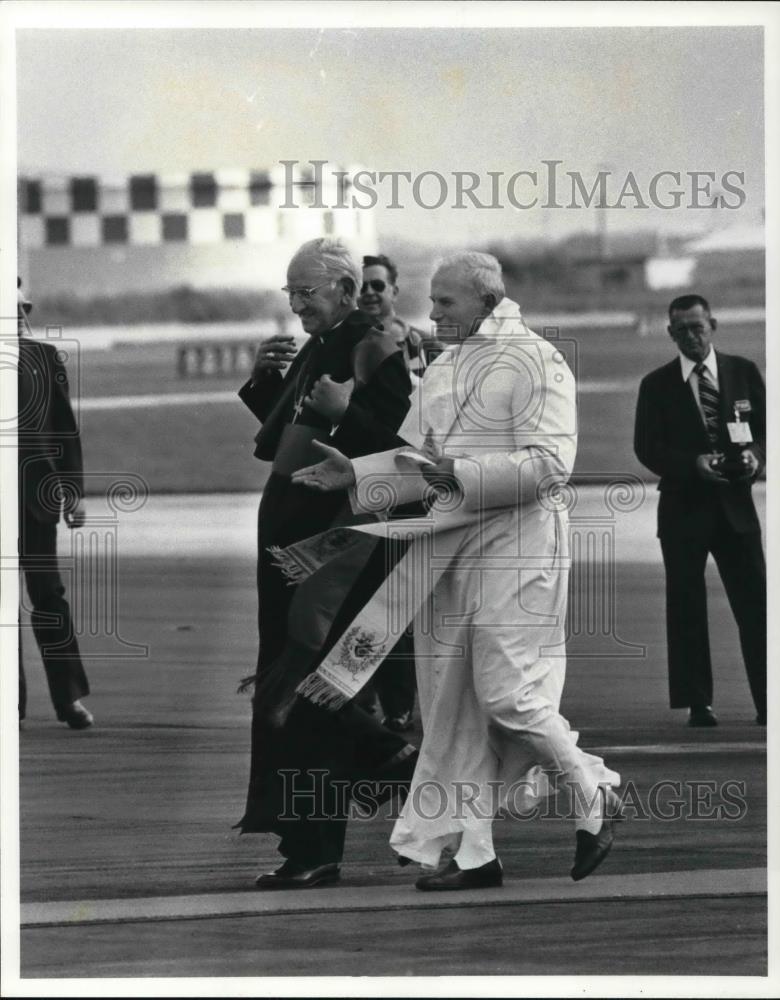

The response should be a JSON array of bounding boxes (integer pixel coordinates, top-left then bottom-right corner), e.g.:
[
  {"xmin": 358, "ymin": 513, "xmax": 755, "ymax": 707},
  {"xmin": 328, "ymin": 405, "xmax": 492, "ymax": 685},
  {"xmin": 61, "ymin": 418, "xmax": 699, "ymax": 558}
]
[{"xmin": 70, "ymin": 319, "xmax": 765, "ymax": 494}]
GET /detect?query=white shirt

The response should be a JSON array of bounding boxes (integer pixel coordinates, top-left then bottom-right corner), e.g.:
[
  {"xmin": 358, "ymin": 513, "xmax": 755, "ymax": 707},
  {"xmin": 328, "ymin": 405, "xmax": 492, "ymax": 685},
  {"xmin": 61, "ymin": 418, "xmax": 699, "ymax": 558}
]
[{"xmin": 679, "ymin": 348, "xmax": 718, "ymax": 421}]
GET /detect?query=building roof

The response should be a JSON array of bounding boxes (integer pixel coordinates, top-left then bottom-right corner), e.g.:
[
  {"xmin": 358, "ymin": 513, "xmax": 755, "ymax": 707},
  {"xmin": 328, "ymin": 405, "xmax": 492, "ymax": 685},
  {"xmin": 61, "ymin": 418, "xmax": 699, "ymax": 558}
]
[
  {"xmin": 685, "ymin": 225, "xmax": 765, "ymax": 253},
  {"xmin": 560, "ymin": 230, "xmax": 660, "ymax": 263}
]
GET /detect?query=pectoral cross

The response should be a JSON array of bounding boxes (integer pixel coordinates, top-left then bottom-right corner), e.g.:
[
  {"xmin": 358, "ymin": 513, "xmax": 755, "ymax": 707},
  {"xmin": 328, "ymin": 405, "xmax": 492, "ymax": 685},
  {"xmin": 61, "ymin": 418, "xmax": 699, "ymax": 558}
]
[{"xmin": 291, "ymin": 335, "xmax": 322, "ymax": 423}]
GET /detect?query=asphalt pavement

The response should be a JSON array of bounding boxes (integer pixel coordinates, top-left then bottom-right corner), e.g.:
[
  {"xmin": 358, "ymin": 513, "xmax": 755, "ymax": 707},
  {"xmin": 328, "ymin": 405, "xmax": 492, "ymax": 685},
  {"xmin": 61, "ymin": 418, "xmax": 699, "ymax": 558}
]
[{"xmin": 7, "ymin": 488, "xmax": 771, "ymax": 988}]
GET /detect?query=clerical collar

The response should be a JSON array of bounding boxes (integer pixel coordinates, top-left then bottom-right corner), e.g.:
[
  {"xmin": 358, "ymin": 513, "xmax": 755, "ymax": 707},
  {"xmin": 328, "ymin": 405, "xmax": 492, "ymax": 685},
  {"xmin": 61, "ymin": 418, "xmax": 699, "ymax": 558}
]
[{"xmin": 318, "ymin": 310, "xmax": 355, "ymax": 339}]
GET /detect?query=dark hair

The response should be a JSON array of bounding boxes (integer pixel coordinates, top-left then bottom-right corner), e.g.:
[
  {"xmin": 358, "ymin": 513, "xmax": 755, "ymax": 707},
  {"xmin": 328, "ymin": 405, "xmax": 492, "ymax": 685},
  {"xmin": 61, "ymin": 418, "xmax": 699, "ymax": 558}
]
[
  {"xmin": 668, "ymin": 293, "xmax": 711, "ymax": 319},
  {"xmin": 363, "ymin": 254, "xmax": 398, "ymax": 286}
]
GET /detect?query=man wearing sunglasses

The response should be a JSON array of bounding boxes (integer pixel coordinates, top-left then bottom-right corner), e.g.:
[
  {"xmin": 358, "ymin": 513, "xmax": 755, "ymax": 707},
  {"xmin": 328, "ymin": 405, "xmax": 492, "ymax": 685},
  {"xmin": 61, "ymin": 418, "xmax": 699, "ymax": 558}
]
[
  {"xmin": 236, "ymin": 238, "xmax": 417, "ymax": 888},
  {"xmin": 359, "ymin": 254, "xmax": 428, "ymax": 381},
  {"xmin": 17, "ymin": 278, "xmax": 93, "ymax": 730}
]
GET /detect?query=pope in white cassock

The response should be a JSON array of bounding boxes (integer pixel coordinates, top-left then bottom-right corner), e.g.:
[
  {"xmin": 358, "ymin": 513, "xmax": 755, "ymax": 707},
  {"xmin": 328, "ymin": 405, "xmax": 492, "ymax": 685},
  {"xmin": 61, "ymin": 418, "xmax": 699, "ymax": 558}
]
[{"xmin": 291, "ymin": 251, "xmax": 622, "ymax": 890}]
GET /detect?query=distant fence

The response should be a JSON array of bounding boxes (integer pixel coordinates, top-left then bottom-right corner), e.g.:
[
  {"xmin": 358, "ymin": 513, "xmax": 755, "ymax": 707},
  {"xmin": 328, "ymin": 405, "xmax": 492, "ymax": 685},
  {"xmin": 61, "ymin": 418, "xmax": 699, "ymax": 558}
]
[{"xmin": 177, "ymin": 340, "xmax": 258, "ymax": 378}]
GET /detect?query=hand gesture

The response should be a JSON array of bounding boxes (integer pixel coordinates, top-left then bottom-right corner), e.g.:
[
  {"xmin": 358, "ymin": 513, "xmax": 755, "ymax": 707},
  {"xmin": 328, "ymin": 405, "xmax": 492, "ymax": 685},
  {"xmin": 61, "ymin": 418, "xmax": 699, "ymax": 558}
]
[
  {"xmin": 291, "ymin": 440, "xmax": 356, "ymax": 492},
  {"xmin": 420, "ymin": 428, "xmax": 443, "ymax": 464},
  {"xmin": 306, "ymin": 375, "xmax": 355, "ymax": 422},
  {"xmin": 251, "ymin": 335, "xmax": 297, "ymax": 379},
  {"xmin": 695, "ymin": 453, "xmax": 729, "ymax": 484},
  {"xmin": 64, "ymin": 498, "xmax": 86, "ymax": 528}
]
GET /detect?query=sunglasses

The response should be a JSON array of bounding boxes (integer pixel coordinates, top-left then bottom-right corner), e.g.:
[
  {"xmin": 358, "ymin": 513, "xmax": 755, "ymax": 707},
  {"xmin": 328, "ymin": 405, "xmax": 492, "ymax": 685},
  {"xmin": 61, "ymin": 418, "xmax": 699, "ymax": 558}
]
[{"xmin": 360, "ymin": 279, "xmax": 389, "ymax": 295}]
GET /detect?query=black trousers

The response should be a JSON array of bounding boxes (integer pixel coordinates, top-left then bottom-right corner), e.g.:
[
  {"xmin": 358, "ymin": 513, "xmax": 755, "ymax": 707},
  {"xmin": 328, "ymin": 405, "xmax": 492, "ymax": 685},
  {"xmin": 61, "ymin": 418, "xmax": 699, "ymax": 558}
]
[
  {"xmin": 660, "ymin": 506, "xmax": 766, "ymax": 715},
  {"xmin": 19, "ymin": 513, "xmax": 89, "ymax": 717},
  {"xmin": 242, "ymin": 485, "xmax": 415, "ymax": 865},
  {"xmin": 248, "ymin": 698, "xmax": 412, "ymax": 867},
  {"xmin": 368, "ymin": 630, "xmax": 417, "ymax": 719}
]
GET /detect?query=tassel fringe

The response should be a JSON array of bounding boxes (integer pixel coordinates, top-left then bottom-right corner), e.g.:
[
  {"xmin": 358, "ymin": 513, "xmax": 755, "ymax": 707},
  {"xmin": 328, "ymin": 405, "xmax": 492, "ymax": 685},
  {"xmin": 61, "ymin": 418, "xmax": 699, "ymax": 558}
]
[
  {"xmin": 267, "ymin": 545, "xmax": 314, "ymax": 585},
  {"xmin": 296, "ymin": 672, "xmax": 350, "ymax": 711}
]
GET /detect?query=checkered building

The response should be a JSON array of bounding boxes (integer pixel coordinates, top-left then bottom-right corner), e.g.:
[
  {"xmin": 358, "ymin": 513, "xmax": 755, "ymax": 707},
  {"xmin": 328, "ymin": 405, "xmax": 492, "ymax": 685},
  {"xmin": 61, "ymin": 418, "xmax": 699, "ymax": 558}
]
[{"xmin": 18, "ymin": 163, "xmax": 376, "ymax": 295}]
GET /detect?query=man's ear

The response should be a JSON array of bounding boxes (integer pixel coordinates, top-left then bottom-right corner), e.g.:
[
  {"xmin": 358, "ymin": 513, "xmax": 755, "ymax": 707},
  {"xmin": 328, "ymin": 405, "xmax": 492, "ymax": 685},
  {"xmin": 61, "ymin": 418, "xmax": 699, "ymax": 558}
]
[
  {"xmin": 482, "ymin": 293, "xmax": 497, "ymax": 314},
  {"xmin": 709, "ymin": 317, "xmax": 718, "ymax": 333},
  {"xmin": 339, "ymin": 277, "xmax": 356, "ymax": 303}
]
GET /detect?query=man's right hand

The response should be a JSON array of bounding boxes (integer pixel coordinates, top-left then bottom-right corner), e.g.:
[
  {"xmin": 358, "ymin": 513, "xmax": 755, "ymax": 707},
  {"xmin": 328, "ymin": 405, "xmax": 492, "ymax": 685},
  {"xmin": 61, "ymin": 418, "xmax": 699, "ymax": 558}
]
[
  {"xmin": 695, "ymin": 453, "xmax": 729, "ymax": 484},
  {"xmin": 291, "ymin": 441, "xmax": 356, "ymax": 491},
  {"xmin": 251, "ymin": 335, "xmax": 297, "ymax": 380}
]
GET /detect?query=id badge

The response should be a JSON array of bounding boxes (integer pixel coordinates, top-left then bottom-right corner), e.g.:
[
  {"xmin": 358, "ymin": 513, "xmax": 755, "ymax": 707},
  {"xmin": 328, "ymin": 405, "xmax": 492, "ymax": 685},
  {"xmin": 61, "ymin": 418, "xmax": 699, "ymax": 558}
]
[{"xmin": 727, "ymin": 421, "xmax": 753, "ymax": 445}]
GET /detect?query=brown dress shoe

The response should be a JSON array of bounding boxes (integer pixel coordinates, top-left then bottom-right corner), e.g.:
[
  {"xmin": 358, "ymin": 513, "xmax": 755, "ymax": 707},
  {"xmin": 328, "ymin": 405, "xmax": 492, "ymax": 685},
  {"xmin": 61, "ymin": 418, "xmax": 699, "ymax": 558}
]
[
  {"xmin": 55, "ymin": 700, "xmax": 94, "ymax": 730},
  {"xmin": 254, "ymin": 860, "xmax": 340, "ymax": 890},
  {"xmin": 415, "ymin": 857, "xmax": 503, "ymax": 891}
]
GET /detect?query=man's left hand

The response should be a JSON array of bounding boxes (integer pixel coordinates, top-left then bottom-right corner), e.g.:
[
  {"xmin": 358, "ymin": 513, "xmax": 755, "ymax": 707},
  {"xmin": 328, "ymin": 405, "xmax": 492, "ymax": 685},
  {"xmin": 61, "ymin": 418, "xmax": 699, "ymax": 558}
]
[
  {"xmin": 735, "ymin": 449, "xmax": 760, "ymax": 481},
  {"xmin": 64, "ymin": 498, "xmax": 86, "ymax": 528},
  {"xmin": 291, "ymin": 441, "xmax": 356, "ymax": 492},
  {"xmin": 305, "ymin": 375, "xmax": 354, "ymax": 422}
]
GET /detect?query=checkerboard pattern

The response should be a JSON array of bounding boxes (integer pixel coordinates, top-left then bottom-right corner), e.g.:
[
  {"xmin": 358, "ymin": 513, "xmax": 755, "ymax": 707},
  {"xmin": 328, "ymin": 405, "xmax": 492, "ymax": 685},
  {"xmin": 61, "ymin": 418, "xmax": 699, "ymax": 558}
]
[{"xmin": 18, "ymin": 164, "xmax": 366, "ymax": 248}]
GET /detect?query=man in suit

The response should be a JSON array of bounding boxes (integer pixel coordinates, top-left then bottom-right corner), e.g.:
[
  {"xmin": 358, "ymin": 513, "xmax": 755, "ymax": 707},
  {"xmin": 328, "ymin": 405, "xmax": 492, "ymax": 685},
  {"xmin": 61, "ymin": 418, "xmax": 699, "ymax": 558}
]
[
  {"xmin": 236, "ymin": 238, "xmax": 417, "ymax": 888},
  {"xmin": 17, "ymin": 279, "xmax": 93, "ymax": 729},
  {"xmin": 634, "ymin": 294, "xmax": 766, "ymax": 727}
]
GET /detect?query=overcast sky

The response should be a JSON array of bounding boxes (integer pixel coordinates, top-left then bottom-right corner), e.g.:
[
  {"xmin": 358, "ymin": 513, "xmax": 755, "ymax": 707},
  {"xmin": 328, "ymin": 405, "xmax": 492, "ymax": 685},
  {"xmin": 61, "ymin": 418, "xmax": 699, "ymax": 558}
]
[{"xmin": 16, "ymin": 25, "xmax": 765, "ymax": 245}]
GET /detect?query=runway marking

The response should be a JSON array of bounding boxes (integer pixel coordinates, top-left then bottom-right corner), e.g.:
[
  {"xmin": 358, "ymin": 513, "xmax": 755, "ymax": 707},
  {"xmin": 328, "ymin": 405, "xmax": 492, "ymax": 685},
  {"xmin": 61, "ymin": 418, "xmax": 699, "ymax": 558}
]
[
  {"xmin": 21, "ymin": 867, "xmax": 765, "ymax": 928},
  {"xmin": 76, "ymin": 380, "xmax": 631, "ymax": 411},
  {"xmin": 79, "ymin": 391, "xmax": 238, "ymax": 410},
  {"xmin": 591, "ymin": 742, "xmax": 765, "ymax": 756}
]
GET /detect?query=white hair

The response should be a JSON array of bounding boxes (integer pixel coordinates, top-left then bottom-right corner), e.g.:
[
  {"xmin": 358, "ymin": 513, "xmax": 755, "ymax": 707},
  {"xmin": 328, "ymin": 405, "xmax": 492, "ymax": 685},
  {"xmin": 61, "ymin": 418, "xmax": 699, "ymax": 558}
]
[
  {"xmin": 435, "ymin": 250, "xmax": 505, "ymax": 302},
  {"xmin": 290, "ymin": 237, "xmax": 361, "ymax": 300}
]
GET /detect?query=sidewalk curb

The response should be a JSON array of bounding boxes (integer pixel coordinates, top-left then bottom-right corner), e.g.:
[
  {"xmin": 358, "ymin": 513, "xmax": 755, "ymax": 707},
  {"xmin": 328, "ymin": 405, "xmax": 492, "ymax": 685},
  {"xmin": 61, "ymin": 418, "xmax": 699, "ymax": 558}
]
[{"xmin": 21, "ymin": 867, "xmax": 766, "ymax": 929}]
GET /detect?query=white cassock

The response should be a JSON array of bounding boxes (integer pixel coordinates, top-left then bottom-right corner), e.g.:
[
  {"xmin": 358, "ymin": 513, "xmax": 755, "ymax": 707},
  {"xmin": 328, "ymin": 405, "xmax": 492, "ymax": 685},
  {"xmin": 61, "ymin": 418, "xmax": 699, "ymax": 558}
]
[{"xmin": 349, "ymin": 297, "xmax": 620, "ymax": 868}]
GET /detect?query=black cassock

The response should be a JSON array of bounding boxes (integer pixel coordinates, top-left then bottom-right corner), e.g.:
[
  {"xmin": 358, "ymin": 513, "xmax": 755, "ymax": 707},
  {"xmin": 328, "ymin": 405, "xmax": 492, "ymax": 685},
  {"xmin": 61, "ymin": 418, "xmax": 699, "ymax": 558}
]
[{"xmin": 236, "ymin": 310, "xmax": 415, "ymax": 866}]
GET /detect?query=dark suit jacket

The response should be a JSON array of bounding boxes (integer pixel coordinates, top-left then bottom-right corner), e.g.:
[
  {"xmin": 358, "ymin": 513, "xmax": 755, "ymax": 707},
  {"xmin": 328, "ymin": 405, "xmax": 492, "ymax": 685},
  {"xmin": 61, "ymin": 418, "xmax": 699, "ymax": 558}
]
[
  {"xmin": 18, "ymin": 337, "xmax": 83, "ymax": 524},
  {"xmin": 238, "ymin": 310, "xmax": 412, "ymax": 463},
  {"xmin": 634, "ymin": 350, "xmax": 765, "ymax": 537}
]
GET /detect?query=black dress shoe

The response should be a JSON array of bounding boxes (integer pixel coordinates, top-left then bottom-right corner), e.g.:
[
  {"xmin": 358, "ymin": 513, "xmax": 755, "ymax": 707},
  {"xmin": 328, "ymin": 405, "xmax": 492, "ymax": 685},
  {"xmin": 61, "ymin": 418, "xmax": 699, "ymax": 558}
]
[
  {"xmin": 571, "ymin": 818, "xmax": 615, "ymax": 882},
  {"xmin": 254, "ymin": 860, "xmax": 340, "ymax": 890},
  {"xmin": 55, "ymin": 700, "xmax": 94, "ymax": 730},
  {"xmin": 688, "ymin": 705, "xmax": 718, "ymax": 727},
  {"xmin": 415, "ymin": 857, "xmax": 503, "ymax": 891}
]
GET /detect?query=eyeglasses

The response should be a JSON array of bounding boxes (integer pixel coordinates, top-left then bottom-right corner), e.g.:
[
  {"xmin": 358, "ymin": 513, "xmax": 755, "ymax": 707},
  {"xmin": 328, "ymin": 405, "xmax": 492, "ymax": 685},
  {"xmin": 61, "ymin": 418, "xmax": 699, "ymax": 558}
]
[
  {"xmin": 281, "ymin": 280, "xmax": 335, "ymax": 303},
  {"xmin": 360, "ymin": 279, "xmax": 388, "ymax": 295}
]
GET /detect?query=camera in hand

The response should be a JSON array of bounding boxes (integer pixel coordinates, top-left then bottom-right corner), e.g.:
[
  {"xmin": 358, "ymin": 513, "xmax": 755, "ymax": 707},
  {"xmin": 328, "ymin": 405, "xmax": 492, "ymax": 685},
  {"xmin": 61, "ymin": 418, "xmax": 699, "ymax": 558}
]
[{"xmin": 713, "ymin": 446, "xmax": 748, "ymax": 481}]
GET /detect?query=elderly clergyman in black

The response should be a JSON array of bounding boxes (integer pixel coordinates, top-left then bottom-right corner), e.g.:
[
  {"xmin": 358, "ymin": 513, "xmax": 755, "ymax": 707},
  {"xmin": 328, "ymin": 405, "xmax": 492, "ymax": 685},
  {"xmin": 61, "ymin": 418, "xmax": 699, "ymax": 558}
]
[{"xmin": 236, "ymin": 237, "xmax": 416, "ymax": 888}]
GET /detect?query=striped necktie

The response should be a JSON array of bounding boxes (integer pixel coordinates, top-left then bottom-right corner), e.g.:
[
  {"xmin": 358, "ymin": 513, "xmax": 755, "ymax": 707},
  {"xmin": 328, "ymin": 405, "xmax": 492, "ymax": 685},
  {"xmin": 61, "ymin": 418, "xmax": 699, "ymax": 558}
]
[{"xmin": 694, "ymin": 362, "xmax": 720, "ymax": 444}]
